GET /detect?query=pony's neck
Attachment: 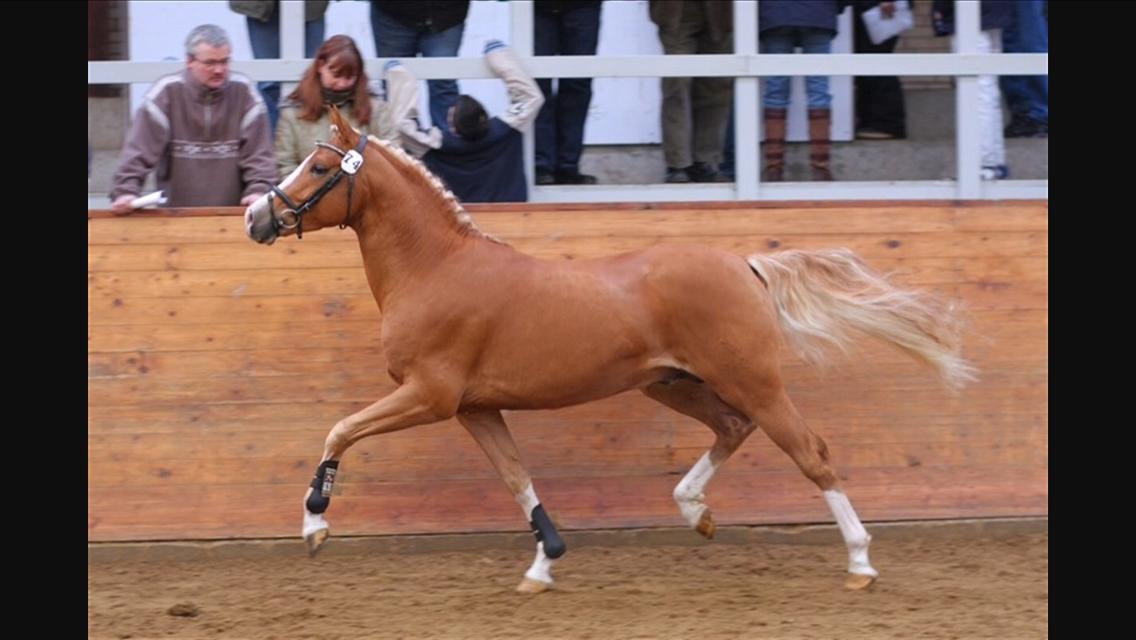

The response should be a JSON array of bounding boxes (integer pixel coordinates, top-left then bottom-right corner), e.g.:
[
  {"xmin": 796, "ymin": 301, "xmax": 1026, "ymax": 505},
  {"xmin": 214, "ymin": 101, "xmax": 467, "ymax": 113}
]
[{"xmin": 352, "ymin": 141, "xmax": 483, "ymax": 310}]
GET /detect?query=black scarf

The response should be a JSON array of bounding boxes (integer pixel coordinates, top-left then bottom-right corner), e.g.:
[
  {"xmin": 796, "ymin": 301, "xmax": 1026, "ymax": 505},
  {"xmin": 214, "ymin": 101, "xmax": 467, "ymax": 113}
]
[{"xmin": 321, "ymin": 87, "xmax": 354, "ymax": 107}]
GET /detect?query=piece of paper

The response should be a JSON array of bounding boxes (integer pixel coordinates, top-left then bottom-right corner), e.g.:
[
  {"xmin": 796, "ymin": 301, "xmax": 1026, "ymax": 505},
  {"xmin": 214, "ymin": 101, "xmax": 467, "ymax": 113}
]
[
  {"xmin": 861, "ymin": 1, "xmax": 914, "ymax": 46},
  {"xmin": 130, "ymin": 190, "xmax": 167, "ymax": 209}
]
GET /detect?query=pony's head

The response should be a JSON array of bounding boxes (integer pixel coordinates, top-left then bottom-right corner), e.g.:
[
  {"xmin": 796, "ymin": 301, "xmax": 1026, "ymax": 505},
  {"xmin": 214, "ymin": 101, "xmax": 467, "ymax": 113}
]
[{"xmin": 246, "ymin": 106, "xmax": 368, "ymax": 244}]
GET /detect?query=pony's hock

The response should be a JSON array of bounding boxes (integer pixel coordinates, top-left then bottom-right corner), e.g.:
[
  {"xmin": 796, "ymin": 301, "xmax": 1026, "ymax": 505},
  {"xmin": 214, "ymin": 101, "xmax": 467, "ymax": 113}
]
[{"xmin": 245, "ymin": 106, "xmax": 976, "ymax": 592}]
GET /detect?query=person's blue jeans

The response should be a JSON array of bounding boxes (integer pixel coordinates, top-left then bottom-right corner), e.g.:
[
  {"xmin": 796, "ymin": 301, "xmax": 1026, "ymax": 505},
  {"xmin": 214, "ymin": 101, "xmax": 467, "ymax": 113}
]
[
  {"xmin": 534, "ymin": 5, "xmax": 601, "ymax": 175},
  {"xmin": 370, "ymin": 4, "xmax": 465, "ymax": 130},
  {"xmin": 247, "ymin": 16, "xmax": 325, "ymax": 134},
  {"xmin": 760, "ymin": 27, "xmax": 833, "ymax": 109},
  {"xmin": 1000, "ymin": 0, "xmax": 1048, "ymax": 124}
]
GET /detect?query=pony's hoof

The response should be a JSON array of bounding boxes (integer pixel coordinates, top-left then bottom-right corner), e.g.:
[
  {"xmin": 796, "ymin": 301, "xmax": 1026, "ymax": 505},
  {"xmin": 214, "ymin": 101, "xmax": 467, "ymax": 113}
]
[
  {"xmin": 845, "ymin": 573, "xmax": 876, "ymax": 590},
  {"xmin": 305, "ymin": 527, "xmax": 330, "ymax": 558},
  {"xmin": 695, "ymin": 509, "xmax": 716, "ymax": 539},
  {"xmin": 516, "ymin": 578, "xmax": 552, "ymax": 594}
]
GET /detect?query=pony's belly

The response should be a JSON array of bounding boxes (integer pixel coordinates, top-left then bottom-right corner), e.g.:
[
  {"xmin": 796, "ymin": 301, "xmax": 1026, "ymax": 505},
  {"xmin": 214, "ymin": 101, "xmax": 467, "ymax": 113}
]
[{"xmin": 463, "ymin": 359, "xmax": 674, "ymax": 411}]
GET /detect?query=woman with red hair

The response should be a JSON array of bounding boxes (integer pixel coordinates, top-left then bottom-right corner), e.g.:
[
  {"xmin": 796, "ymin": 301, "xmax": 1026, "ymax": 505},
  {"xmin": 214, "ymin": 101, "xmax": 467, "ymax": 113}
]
[{"xmin": 275, "ymin": 35, "xmax": 397, "ymax": 178}]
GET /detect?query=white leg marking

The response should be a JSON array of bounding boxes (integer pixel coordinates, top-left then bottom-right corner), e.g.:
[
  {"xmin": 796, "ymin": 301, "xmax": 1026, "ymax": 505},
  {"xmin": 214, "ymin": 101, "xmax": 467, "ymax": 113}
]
[
  {"xmin": 302, "ymin": 510, "xmax": 329, "ymax": 538},
  {"xmin": 301, "ymin": 487, "xmax": 329, "ymax": 538},
  {"xmin": 515, "ymin": 483, "xmax": 554, "ymax": 584},
  {"xmin": 524, "ymin": 542, "xmax": 554, "ymax": 584},
  {"xmin": 824, "ymin": 489, "xmax": 878, "ymax": 577},
  {"xmin": 516, "ymin": 482, "xmax": 540, "ymax": 519},
  {"xmin": 673, "ymin": 452, "xmax": 718, "ymax": 527}
]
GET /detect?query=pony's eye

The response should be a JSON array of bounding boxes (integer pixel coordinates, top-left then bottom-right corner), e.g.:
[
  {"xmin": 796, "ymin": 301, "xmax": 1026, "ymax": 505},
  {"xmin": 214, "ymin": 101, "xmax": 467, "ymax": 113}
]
[{"xmin": 311, "ymin": 164, "xmax": 330, "ymax": 177}]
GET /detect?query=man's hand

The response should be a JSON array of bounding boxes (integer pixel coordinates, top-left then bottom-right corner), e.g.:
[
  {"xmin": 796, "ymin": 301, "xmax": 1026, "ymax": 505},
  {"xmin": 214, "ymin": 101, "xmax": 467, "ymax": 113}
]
[
  {"xmin": 241, "ymin": 193, "xmax": 264, "ymax": 207},
  {"xmin": 111, "ymin": 194, "xmax": 136, "ymax": 215},
  {"xmin": 880, "ymin": 2, "xmax": 897, "ymax": 19}
]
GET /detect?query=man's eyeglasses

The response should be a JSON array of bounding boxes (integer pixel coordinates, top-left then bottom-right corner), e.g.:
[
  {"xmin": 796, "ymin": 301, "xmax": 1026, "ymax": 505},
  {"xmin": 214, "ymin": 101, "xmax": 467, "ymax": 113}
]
[{"xmin": 193, "ymin": 57, "xmax": 231, "ymax": 69}]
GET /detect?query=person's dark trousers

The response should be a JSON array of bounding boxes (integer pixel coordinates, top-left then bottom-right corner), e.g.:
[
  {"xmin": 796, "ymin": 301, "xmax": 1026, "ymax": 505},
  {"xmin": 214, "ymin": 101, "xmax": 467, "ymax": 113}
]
[
  {"xmin": 851, "ymin": 5, "xmax": 906, "ymax": 138},
  {"xmin": 1000, "ymin": 0, "xmax": 1048, "ymax": 127},
  {"xmin": 534, "ymin": 3, "xmax": 601, "ymax": 178},
  {"xmin": 247, "ymin": 16, "xmax": 325, "ymax": 134},
  {"xmin": 371, "ymin": 3, "xmax": 465, "ymax": 131},
  {"xmin": 719, "ymin": 102, "xmax": 735, "ymax": 179}
]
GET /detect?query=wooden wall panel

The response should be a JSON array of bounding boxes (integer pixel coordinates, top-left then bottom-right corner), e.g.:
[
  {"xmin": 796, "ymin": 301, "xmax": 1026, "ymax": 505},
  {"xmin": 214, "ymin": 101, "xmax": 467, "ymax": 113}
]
[{"xmin": 88, "ymin": 201, "xmax": 1048, "ymax": 541}]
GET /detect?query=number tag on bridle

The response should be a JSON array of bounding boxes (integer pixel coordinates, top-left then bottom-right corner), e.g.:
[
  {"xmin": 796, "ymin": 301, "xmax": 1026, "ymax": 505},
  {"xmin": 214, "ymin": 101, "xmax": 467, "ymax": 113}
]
[{"xmin": 341, "ymin": 150, "xmax": 364, "ymax": 175}]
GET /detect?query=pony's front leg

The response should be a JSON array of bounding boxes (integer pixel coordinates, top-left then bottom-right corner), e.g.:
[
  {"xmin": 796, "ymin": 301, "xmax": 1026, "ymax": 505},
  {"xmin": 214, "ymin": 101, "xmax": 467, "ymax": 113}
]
[
  {"xmin": 456, "ymin": 409, "xmax": 565, "ymax": 594},
  {"xmin": 304, "ymin": 382, "xmax": 456, "ymax": 557}
]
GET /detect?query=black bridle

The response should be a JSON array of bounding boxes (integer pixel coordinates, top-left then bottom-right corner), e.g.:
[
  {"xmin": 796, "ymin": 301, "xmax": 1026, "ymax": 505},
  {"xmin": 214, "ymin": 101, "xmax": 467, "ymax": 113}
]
[{"xmin": 269, "ymin": 135, "xmax": 368, "ymax": 239}]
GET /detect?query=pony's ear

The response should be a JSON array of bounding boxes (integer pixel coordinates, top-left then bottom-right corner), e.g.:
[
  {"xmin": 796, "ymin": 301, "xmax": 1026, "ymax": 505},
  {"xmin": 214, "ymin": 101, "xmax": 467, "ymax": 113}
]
[{"xmin": 327, "ymin": 105, "xmax": 360, "ymax": 148}]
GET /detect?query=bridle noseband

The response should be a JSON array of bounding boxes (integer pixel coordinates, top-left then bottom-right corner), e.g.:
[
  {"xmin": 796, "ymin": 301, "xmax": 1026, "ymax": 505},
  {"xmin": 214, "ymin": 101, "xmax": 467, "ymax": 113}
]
[{"xmin": 269, "ymin": 135, "xmax": 368, "ymax": 239}]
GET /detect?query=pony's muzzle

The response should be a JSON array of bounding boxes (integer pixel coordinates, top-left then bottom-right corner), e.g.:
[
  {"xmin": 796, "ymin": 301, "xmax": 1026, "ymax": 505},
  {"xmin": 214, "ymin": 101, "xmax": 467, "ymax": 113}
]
[{"xmin": 245, "ymin": 194, "xmax": 279, "ymax": 245}]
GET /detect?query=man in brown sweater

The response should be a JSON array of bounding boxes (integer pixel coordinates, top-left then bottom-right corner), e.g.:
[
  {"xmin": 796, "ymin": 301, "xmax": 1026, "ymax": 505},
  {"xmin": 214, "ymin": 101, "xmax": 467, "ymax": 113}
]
[{"xmin": 110, "ymin": 24, "xmax": 276, "ymax": 213}]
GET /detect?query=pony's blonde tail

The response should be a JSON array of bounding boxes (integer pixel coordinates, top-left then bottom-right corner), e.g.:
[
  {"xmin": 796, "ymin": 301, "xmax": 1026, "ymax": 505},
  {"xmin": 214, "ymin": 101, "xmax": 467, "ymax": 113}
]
[{"xmin": 747, "ymin": 249, "xmax": 977, "ymax": 390}]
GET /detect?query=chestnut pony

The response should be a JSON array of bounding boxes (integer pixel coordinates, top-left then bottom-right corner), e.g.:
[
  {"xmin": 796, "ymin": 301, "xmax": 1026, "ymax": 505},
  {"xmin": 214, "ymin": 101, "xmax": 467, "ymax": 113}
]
[{"xmin": 245, "ymin": 107, "xmax": 973, "ymax": 593}]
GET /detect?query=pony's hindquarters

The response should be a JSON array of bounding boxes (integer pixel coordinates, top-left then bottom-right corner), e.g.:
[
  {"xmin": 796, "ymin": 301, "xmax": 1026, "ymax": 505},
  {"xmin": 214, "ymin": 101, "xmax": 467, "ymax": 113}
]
[{"xmin": 746, "ymin": 248, "xmax": 977, "ymax": 390}]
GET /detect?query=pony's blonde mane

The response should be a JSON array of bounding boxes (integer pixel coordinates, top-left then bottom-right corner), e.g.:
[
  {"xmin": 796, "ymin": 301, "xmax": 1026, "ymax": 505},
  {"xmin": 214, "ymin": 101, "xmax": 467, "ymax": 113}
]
[{"xmin": 366, "ymin": 135, "xmax": 505, "ymax": 245}]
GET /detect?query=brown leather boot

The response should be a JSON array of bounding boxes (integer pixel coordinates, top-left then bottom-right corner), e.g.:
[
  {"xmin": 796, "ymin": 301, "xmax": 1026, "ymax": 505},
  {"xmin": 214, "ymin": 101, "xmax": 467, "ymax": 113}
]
[
  {"xmin": 762, "ymin": 107, "xmax": 787, "ymax": 182},
  {"xmin": 808, "ymin": 107, "xmax": 833, "ymax": 181}
]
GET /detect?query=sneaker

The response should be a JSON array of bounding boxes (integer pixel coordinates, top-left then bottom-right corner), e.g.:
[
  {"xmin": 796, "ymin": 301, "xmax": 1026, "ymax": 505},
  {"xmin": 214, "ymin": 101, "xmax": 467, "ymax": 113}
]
[
  {"xmin": 665, "ymin": 167, "xmax": 691, "ymax": 183},
  {"xmin": 687, "ymin": 161, "xmax": 731, "ymax": 183},
  {"xmin": 980, "ymin": 164, "xmax": 1011, "ymax": 180},
  {"xmin": 535, "ymin": 169, "xmax": 556, "ymax": 185},
  {"xmin": 554, "ymin": 171, "xmax": 597, "ymax": 185}
]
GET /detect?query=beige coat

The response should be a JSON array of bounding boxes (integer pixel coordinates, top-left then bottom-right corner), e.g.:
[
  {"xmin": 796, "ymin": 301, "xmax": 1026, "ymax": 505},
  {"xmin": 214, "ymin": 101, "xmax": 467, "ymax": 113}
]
[{"xmin": 275, "ymin": 98, "xmax": 398, "ymax": 178}]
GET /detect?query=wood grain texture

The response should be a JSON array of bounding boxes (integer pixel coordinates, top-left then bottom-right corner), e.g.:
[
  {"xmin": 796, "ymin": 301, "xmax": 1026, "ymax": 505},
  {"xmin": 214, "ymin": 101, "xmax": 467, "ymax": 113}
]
[{"xmin": 88, "ymin": 201, "xmax": 1048, "ymax": 541}]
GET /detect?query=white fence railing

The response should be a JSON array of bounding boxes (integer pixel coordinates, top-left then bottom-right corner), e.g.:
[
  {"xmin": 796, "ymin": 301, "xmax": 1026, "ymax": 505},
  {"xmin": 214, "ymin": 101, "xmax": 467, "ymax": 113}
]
[{"xmin": 88, "ymin": 1, "xmax": 1048, "ymax": 203}]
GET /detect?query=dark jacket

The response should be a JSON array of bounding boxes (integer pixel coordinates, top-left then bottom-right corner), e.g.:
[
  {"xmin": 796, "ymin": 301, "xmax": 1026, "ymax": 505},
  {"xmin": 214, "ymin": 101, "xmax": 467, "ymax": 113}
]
[
  {"xmin": 931, "ymin": 0, "xmax": 1015, "ymax": 35},
  {"xmin": 388, "ymin": 42, "xmax": 545, "ymax": 203},
  {"xmin": 425, "ymin": 121, "xmax": 529, "ymax": 203},
  {"xmin": 759, "ymin": 0, "xmax": 852, "ymax": 35},
  {"xmin": 372, "ymin": 1, "xmax": 471, "ymax": 33}
]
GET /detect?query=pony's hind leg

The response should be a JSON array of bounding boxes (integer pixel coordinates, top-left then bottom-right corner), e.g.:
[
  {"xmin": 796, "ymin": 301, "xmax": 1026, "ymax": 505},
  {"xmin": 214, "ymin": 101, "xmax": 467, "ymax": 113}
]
[
  {"xmin": 304, "ymin": 382, "xmax": 457, "ymax": 557},
  {"xmin": 642, "ymin": 377, "xmax": 756, "ymax": 539},
  {"xmin": 456, "ymin": 409, "xmax": 565, "ymax": 594},
  {"xmin": 740, "ymin": 387, "xmax": 879, "ymax": 589}
]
